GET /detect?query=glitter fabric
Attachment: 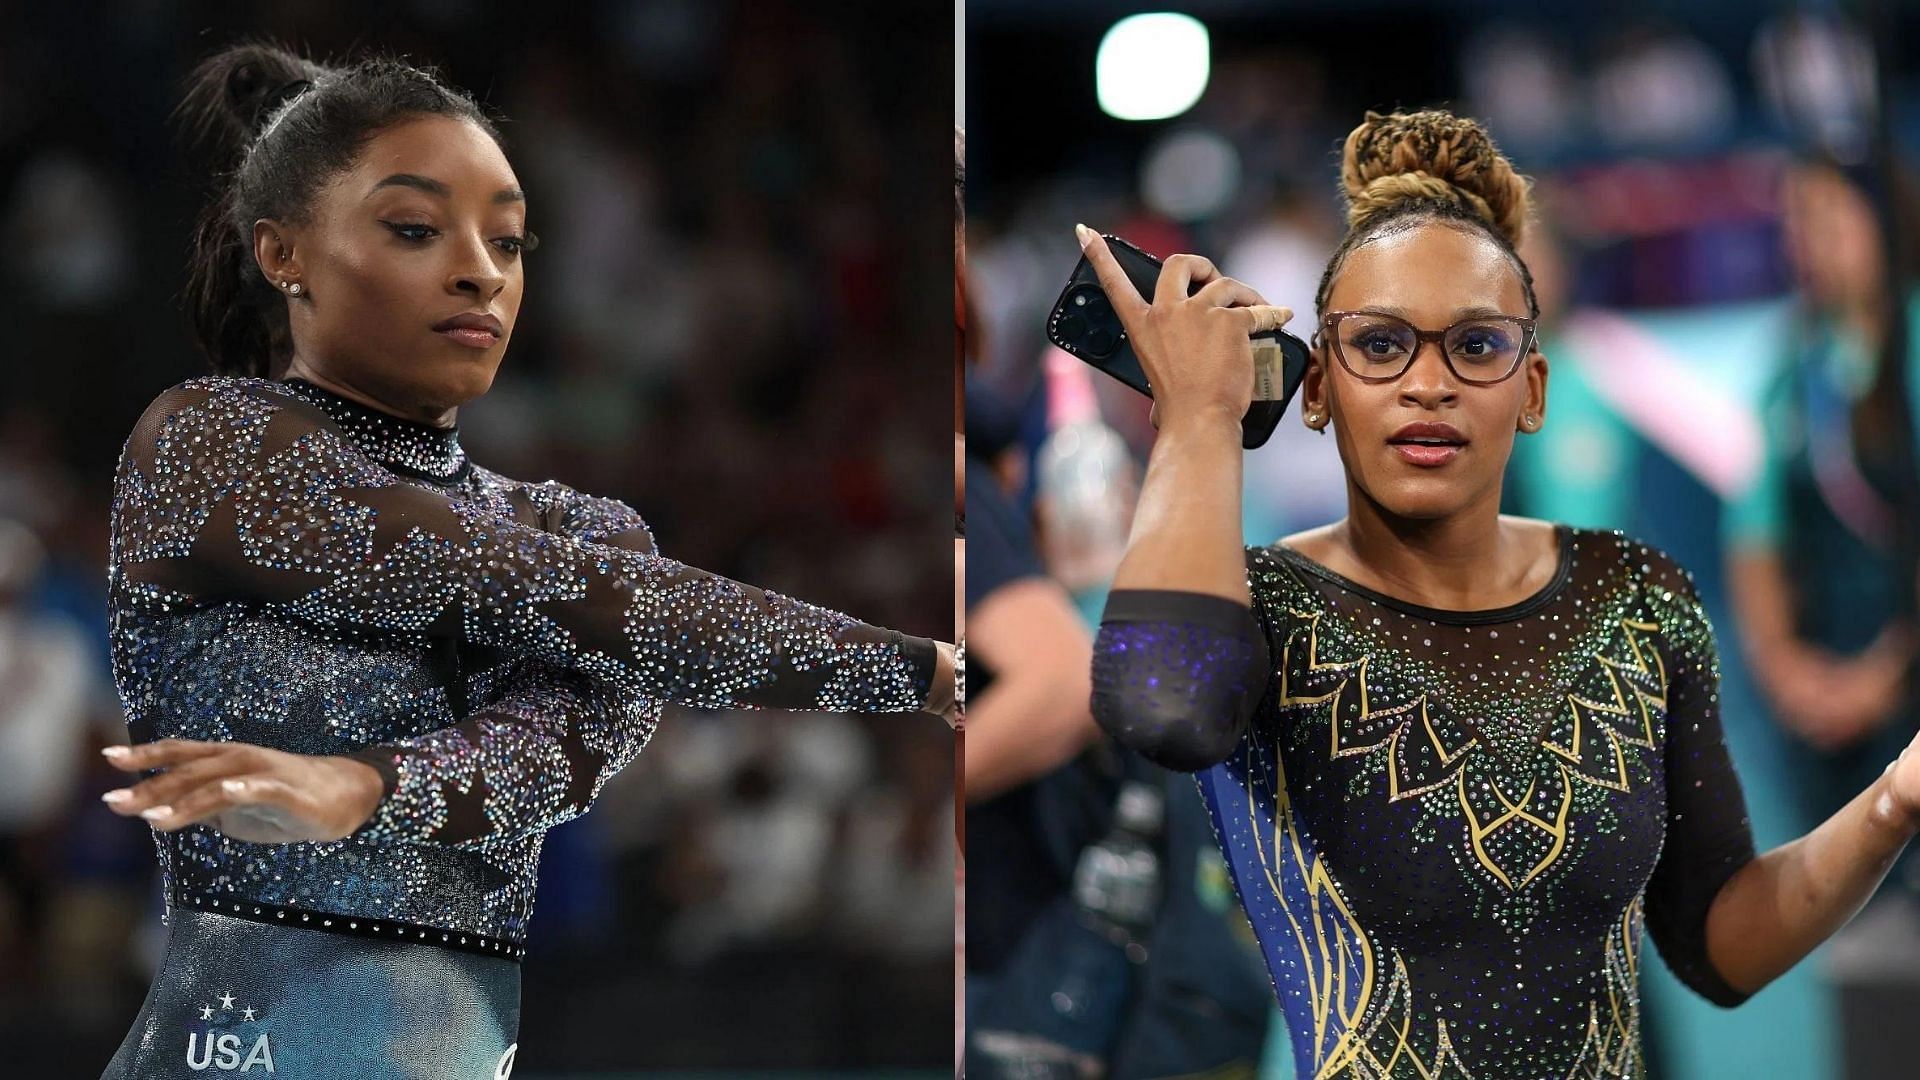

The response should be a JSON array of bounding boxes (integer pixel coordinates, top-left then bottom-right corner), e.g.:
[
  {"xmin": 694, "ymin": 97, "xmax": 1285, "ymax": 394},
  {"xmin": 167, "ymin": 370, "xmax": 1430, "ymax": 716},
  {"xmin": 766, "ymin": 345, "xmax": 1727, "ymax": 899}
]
[
  {"xmin": 104, "ymin": 376, "xmax": 935, "ymax": 1069},
  {"xmin": 1092, "ymin": 528, "xmax": 1756, "ymax": 1079},
  {"xmin": 102, "ymin": 908, "xmax": 520, "ymax": 1079},
  {"xmin": 1092, "ymin": 590, "xmax": 1268, "ymax": 770}
]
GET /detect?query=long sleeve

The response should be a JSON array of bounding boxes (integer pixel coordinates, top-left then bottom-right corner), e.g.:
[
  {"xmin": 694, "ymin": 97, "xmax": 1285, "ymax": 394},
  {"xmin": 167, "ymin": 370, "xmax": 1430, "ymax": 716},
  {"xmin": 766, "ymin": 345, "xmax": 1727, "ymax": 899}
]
[
  {"xmin": 1091, "ymin": 589, "xmax": 1270, "ymax": 771},
  {"xmin": 1641, "ymin": 573, "xmax": 1758, "ymax": 1006},
  {"xmin": 115, "ymin": 378, "xmax": 935, "ymax": 713},
  {"xmin": 346, "ymin": 486, "xmax": 662, "ymax": 848},
  {"xmin": 348, "ymin": 660, "xmax": 656, "ymax": 848}
]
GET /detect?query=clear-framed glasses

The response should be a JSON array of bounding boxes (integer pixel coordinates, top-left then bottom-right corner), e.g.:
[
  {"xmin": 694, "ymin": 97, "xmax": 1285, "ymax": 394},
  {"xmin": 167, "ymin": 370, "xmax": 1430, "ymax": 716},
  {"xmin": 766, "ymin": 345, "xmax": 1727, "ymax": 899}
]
[{"xmin": 1312, "ymin": 310, "xmax": 1537, "ymax": 385}]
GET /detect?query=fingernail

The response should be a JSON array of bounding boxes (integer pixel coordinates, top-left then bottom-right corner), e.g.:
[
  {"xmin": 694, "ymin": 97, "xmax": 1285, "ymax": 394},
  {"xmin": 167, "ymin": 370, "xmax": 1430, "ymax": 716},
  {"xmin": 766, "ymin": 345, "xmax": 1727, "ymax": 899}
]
[
  {"xmin": 139, "ymin": 805, "xmax": 172, "ymax": 822},
  {"xmin": 222, "ymin": 779, "xmax": 247, "ymax": 796},
  {"xmin": 1074, "ymin": 223, "xmax": 1092, "ymax": 250},
  {"xmin": 101, "ymin": 789, "xmax": 132, "ymax": 806},
  {"xmin": 102, "ymin": 746, "xmax": 130, "ymax": 761}
]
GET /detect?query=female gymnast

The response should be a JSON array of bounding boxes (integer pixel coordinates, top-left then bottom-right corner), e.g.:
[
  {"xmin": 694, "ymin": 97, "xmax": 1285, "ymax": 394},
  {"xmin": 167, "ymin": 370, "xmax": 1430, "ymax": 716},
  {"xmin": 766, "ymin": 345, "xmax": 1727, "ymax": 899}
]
[
  {"xmin": 95, "ymin": 43, "xmax": 953, "ymax": 1078},
  {"xmin": 1085, "ymin": 108, "xmax": 1920, "ymax": 1078}
]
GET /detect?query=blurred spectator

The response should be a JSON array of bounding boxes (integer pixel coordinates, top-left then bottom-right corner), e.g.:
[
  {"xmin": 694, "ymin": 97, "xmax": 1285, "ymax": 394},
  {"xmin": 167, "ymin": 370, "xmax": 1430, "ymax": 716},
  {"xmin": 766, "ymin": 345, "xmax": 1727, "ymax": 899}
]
[
  {"xmin": 0, "ymin": 517, "xmax": 132, "ymax": 1030},
  {"xmin": 0, "ymin": 523, "xmax": 91, "ymax": 970},
  {"xmin": 1591, "ymin": 23, "xmax": 1738, "ymax": 150},
  {"xmin": 1505, "ymin": 199, "xmax": 1641, "ymax": 530},
  {"xmin": 961, "ymin": 387, "xmax": 1098, "ymax": 805},
  {"xmin": 835, "ymin": 729, "xmax": 957, "ymax": 962},
  {"xmin": 1726, "ymin": 158, "xmax": 1919, "ymax": 809}
]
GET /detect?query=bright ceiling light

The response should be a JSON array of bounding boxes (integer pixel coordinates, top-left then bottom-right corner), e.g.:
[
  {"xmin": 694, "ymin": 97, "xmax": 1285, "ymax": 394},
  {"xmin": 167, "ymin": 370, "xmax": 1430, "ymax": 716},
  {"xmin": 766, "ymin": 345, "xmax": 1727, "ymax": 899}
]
[{"xmin": 1096, "ymin": 13, "xmax": 1211, "ymax": 122}]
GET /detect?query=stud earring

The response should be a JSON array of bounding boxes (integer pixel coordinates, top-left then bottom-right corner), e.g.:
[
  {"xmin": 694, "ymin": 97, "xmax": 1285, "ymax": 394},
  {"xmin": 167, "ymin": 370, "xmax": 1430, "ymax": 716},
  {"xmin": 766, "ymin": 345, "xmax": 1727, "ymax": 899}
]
[{"xmin": 288, "ymin": 282, "xmax": 303, "ymax": 297}]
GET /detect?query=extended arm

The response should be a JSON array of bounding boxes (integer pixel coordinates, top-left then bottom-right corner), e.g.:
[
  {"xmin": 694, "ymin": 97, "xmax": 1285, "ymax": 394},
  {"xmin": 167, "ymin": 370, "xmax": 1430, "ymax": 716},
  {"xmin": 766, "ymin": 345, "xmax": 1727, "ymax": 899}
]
[
  {"xmin": 117, "ymin": 379, "xmax": 940, "ymax": 713},
  {"xmin": 105, "ymin": 382, "xmax": 949, "ymax": 841},
  {"xmin": 1702, "ymin": 764, "xmax": 1918, "ymax": 998},
  {"xmin": 1643, "ymin": 575, "xmax": 1918, "ymax": 1005}
]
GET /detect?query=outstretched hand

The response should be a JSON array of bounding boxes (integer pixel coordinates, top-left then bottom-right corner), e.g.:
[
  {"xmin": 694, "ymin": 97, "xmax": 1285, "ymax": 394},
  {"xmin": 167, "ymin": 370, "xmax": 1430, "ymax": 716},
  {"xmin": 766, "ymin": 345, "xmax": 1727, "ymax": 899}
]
[{"xmin": 101, "ymin": 740, "xmax": 384, "ymax": 844}]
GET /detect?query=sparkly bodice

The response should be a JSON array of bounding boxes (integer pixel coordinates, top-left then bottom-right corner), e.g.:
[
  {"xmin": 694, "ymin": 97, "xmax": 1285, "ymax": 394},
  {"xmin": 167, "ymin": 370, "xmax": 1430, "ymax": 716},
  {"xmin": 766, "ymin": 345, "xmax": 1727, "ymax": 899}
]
[
  {"xmin": 107, "ymin": 376, "xmax": 935, "ymax": 955},
  {"xmin": 1092, "ymin": 529, "xmax": 1755, "ymax": 1079}
]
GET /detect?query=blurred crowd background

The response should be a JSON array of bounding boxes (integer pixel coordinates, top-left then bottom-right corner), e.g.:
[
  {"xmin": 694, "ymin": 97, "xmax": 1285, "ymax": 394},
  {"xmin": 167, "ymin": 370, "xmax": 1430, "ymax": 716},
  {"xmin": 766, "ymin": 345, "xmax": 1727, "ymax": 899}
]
[
  {"xmin": 963, "ymin": 1, "xmax": 1920, "ymax": 1078},
  {"xmin": 0, "ymin": 1, "xmax": 954, "ymax": 1075}
]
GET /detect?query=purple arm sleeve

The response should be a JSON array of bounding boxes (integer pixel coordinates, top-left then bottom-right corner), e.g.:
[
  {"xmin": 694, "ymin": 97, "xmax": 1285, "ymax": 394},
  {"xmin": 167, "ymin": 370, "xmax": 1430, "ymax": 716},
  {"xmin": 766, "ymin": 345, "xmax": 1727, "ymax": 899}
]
[{"xmin": 1091, "ymin": 589, "xmax": 1270, "ymax": 771}]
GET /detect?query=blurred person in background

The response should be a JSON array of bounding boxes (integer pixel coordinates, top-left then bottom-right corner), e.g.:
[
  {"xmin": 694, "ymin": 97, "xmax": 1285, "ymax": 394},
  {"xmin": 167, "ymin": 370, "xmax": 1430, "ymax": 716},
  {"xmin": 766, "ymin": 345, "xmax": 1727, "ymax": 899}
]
[
  {"xmin": 0, "ymin": 521, "xmax": 108, "ymax": 978},
  {"xmin": 962, "ymin": 393, "xmax": 1101, "ymax": 806},
  {"xmin": 1087, "ymin": 107, "xmax": 1920, "ymax": 1079},
  {"xmin": 1503, "ymin": 205, "xmax": 1642, "ymax": 533},
  {"xmin": 965, "ymin": 366, "xmax": 1280, "ymax": 1080},
  {"xmin": 961, "ymin": 166, "xmax": 1276, "ymax": 1080},
  {"xmin": 90, "ymin": 41, "xmax": 953, "ymax": 1078},
  {"xmin": 957, "ymin": 115, "xmax": 1101, "ymax": 838},
  {"xmin": 1727, "ymin": 157, "xmax": 1919, "ymax": 818},
  {"xmin": 960, "ymin": 271, "xmax": 1101, "ymax": 1031}
]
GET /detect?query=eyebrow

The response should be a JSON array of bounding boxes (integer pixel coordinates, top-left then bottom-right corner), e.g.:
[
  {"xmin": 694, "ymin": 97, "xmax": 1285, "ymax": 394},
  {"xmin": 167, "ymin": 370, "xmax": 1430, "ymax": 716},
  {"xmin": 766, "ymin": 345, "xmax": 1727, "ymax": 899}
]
[
  {"xmin": 367, "ymin": 173, "xmax": 525, "ymax": 204},
  {"xmin": 1358, "ymin": 304, "xmax": 1515, "ymax": 321}
]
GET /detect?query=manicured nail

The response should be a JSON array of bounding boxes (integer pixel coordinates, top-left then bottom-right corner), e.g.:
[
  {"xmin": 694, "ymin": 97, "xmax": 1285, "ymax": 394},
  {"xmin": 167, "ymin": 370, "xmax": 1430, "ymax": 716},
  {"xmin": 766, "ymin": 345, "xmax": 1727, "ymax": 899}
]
[
  {"xmin": 140, "ymin": 805, "xmax": 173, "ymax": 822},
  {"xmin": 223, "ymin": 779, "xmax": 247, "ymax": 797},
  {"xmin": 102, "ymin": 789, "xmax": 132, "ymax": 806},
  {"xmin": 102, "ymin": 746, "xmax": 130, "ymax": 761},
  {"xmin": 1075, "ymin": 223, "xmax": 1093, "ymax": 250}
]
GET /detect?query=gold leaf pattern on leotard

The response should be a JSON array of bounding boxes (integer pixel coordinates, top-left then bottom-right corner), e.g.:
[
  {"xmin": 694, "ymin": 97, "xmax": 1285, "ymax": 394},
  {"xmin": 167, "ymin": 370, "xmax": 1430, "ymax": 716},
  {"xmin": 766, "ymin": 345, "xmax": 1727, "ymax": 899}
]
[
  {"xmin": 1257, "ymin": 734, "xmax": 1647, "ymax": 1080},
  {"xmin": 1272, "ymin": 608, "xmax": 1669, "ymax": 894},
  {"xmin": 1563, "ymin": 901, "xmax": 1646, "ymax": 1080}
]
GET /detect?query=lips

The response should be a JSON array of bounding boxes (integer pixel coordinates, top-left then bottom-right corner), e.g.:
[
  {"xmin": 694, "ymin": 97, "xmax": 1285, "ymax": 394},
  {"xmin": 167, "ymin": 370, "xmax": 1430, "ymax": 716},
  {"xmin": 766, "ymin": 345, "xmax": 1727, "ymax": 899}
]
[
  {"xmin": 431, "ymin": 311, "xmax": 503, "ymax": 337},
  {"xmin": 1388, "ymin": 421, "xmax": 1466, "ymax": 446},
  {"xmin": 1388, "ymin": 421, "xmax": 1466, "ymax": 467}
]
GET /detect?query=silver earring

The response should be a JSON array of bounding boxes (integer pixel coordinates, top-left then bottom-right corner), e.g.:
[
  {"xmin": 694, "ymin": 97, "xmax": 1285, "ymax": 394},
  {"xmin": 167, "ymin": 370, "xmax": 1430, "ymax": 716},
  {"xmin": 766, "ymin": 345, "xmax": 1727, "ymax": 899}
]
[{"xmin": 288, "ymin": 282, "xmax": 303, "ymax": 296}]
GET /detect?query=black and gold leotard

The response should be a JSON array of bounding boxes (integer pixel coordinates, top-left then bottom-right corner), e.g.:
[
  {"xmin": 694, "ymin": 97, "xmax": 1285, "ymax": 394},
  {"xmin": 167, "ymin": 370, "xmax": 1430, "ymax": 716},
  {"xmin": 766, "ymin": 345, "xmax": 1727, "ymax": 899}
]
[{"xmin": 1092, "ymin": 528, "xmax": 1754, "ymax": 1079}]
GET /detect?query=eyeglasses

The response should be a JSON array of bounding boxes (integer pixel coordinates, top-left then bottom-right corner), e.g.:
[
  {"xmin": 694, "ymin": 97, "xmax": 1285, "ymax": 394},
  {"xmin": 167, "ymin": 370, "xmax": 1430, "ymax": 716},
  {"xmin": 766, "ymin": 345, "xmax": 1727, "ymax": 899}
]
[{"xmin": 1313, "ymin": 311, "xmax": 1537, "ymax": 385}]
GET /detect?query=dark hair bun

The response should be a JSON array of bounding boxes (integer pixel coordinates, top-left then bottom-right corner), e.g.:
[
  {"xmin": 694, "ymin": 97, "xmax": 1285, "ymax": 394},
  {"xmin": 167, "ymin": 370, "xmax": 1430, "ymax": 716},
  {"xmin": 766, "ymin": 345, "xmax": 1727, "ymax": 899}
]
[
  {"xmin": 176, "ymin": 42, "xmax": 329, "ymax": 169},
  {"xmin": 1339, "ymin": 109, "xmax": 1531, "ymax": 248}
]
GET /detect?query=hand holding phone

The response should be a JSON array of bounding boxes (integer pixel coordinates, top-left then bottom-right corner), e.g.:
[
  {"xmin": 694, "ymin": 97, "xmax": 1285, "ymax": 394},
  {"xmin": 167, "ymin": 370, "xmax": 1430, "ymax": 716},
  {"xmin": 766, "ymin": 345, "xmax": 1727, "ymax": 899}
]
[{"xmin": 1046, "ymin": 230, "xmax": 1306, "ymax": 449}]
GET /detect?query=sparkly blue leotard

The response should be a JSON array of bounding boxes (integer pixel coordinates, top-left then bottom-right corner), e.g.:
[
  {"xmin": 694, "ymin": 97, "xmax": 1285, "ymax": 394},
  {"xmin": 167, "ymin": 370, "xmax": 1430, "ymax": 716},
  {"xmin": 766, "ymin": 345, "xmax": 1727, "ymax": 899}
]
[{"xmin": 101, "ymin": 377, "xmax": 935, "ymax": 1078}]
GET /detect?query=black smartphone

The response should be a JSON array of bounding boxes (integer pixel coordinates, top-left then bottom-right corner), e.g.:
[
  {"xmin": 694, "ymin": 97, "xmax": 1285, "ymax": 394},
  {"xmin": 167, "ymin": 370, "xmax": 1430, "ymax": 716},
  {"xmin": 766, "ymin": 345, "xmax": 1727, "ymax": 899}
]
[{"xmin": 1045, "ymin": 233, "xmax": 1309, "ymax": 450}]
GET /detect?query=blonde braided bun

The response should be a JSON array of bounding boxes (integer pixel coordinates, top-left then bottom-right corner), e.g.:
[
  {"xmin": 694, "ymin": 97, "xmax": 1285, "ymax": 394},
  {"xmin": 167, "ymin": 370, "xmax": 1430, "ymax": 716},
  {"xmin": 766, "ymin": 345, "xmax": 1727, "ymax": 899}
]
[{"xmin": 1339, "ymin": 109, "xmax": 1531, "ymax": 248}]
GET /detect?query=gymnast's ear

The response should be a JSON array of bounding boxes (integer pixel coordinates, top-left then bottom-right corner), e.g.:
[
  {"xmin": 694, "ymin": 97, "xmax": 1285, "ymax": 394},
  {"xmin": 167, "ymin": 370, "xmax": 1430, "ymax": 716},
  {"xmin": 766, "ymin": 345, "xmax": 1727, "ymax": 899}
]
[{"xmin": 252, "ymin": 219, "xmax": 303, "ymax": 292}]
